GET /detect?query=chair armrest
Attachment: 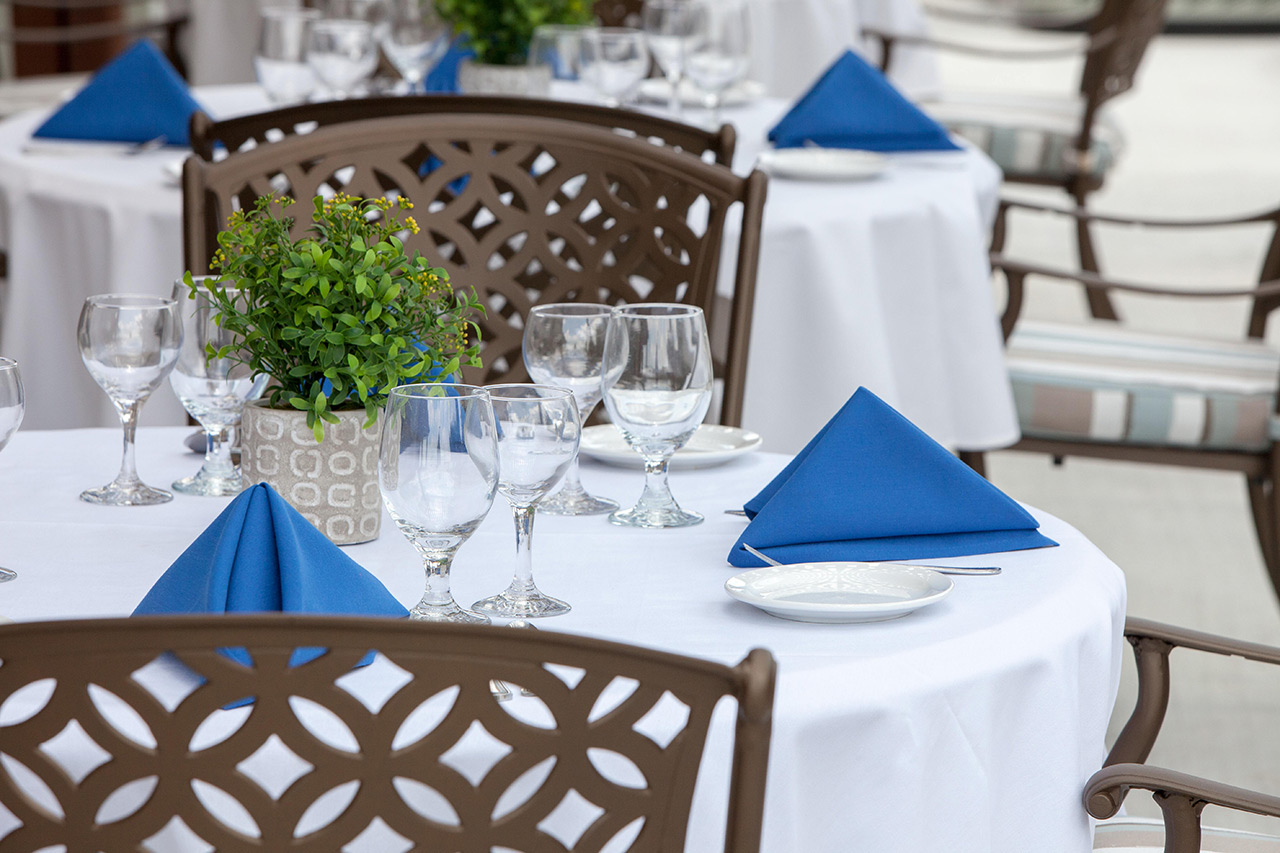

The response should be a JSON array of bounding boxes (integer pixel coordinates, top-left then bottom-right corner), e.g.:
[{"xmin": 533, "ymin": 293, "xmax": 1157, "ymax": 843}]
[
  {"xmin": 997, "ymin": 197, "xmax": 1280, "ymax": 229},
  {"xmin": 1086, "ymin": 763, "xmax": 1280, "ymax": 825},
  {"xmin": 1126, "ymin": 617, "xmax": 1280, "ymax": 667},
  {"xmin": 862, "ymin": 26, "xmax": 1092, "ymax": 61}
]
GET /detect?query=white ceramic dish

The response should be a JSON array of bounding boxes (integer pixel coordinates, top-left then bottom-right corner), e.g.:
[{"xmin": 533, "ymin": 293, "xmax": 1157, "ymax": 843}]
[
  {"xmin": 636, "ymin": 78, "xmax": 766, "ymax": 108},
  {"xmin": 724, "ymin": 562, "xmax": 954, "ymax": 624},
  {"xmin": 579, "ymin": 424, "xmax": 762, "ymax": 470},
  {"xmin": 756, "ymin": 148, "xmax": 889, "ymax": 182}
]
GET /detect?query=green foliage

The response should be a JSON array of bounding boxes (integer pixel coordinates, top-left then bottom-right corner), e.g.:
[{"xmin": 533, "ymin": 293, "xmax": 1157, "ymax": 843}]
[
  {"xmin": 188, "ymin": 193, "xmax": 483, "ymax": 443},
  {"xmin": 436, "ymin": 0, "xmax": 593, "ymax": 65}
]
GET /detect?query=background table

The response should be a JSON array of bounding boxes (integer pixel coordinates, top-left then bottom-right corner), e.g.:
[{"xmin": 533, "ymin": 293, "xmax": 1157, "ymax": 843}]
[{"xmin": 0, "ymin": 427, "xmax": 1126, "ymax": 851}]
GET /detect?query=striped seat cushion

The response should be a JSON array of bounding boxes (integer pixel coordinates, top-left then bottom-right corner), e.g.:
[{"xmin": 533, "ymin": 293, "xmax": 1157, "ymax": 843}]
[
  {"xmin": 1095, "ymin": 815, "xmax": 1280, "ymax": 851},
  {"xmin": 1007, "ymin": 320, "xmax": 1280, "ymax": 452}
]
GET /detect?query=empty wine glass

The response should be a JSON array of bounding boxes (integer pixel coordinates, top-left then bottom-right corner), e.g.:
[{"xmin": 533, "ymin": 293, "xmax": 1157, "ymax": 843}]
[
  {"xmin": 78, "ymin": 295, "xmax": 183, "ymax": 506},
  {"xmin": 256, "ymin": 8, "xmax": 320, "ymax": 104},
  {"xmin": 684, "ymin": 0, "xmax": 751, "ymax": 126},
  {"xmin": 308, "ymin": 18, "xmax": 378, "ymax": 99},
  {"xmin": 528, "ymin": 24, "xmax": 589, "ymax": 82},
  {"xmin": 0, "ymin": 358, "xmax": 23, "ymax": 582},
  {"xmin": 169, "ymin": 280, "xmax": 268, "ymax": 496},
  {"xmin": 601, "ymin": 304, "xmax": 712, "ymax": 528},
  {"xmin": 579, "ymin": 27, "xmax": 649, "ymax": 107},
  {"xmin": 643, "ymin": 0, "xmax": 699, "ymax": 116},
  {"xmin": 523, "ymin": 304, "xmax": 617, "ymax": 516},
  {"xmin": 380, "ymin": 383, "xmax": 499, "ymax": 623},
  {"xmin": 381, "ymin": 0, "xmax": 450, "ymax": 93},
  {"xmin": 472, "ymin": 385, "xmax": 579, "ymax": 619}
]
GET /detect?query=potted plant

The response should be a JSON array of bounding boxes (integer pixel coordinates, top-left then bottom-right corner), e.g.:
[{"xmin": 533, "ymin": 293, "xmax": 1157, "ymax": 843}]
[
  {"xmin": 436, "ymin": 0, "xmax": 593, "ymax": 95},
  {"xmin": 187, "ymin": 192, "xmax": 482, "ymax": 545}
]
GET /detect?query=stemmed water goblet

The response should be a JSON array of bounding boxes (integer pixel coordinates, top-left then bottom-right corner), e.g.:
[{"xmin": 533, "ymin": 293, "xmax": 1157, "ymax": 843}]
[
  {"xmin": 379, "ymin": 384, "xmax": 499, "ymax": 623},
  {"xmin": 471, "ymin": 385, "xmax": 580, "ymax": 619},
  {"xmin": 684, "ymin": 0, "xmax": 751, "ymax": 127},
  {"xmin": 579, "ymin": 27, "xmax": 650, "ymax": 107},
  {"xmin": 255, "ymin": 7, "xmax": 321, "ymax": 104},
  {"xmin": 523, "ymin": 304, "xmax": 617, "ymax": 516},
  {"xmin": 528, "ymin": 24, "xmax": 590, "ymax": 83},
  {"xmin": 307, "ymin": 17, "xmax": 378, "ymax": 99},
  {"xmin": 169, "ymin": 280, "xmax": 269, "ymax": 496},
  {"xmin": 0, "ymin": 358, "xmax": 23, "ymax": 582},
  {"xmin": 643, "ymin": 0, "xmax": 699, "ymax": 117},
  {"xmin": 78, "ymin": 294, "xmax": 183, "ymax": 506},
  {"xmin": 381, "ymin": 0, "xmax": 451, "ymax": 93},
  {"xmin": 601, "ymin": 304, "xmax": 713, "ymax": 528}
]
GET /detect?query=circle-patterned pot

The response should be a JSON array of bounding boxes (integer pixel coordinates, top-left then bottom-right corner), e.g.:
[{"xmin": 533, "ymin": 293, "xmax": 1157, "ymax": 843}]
[{"xmin": 240, "ymin": 401, "xmax": 382, "ymax": 545}]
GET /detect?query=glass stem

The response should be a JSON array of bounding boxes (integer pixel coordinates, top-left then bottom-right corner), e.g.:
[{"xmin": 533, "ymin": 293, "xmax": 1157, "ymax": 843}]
[
  {"xmin": 556, "ymin": 455, "xmax": 588, "ymax": 501},
  {"xmin": 667, "ymin": 70, "xmax": 682, "ymax": 117},
  {"xmin": 419, "ymin": 552, "xmax": 457, "ymax": 609},
  {"xmin": 115, "ymin": 401, "xmax": 142, "ymax": 488},
  {"xmin": 509, "ymin": 505, "xmax": 538, "ymax": 595},
  {"xmin": 204, "ymin": 426, "xmax": 236, "ymax": 478},
  {"xmin": 636, "ymin": 456, "xmax": 676, "ymax": 512}
]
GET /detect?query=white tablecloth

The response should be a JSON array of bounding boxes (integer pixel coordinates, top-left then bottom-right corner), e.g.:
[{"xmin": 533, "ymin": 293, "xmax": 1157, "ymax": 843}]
[
  {"xmin": 0, "ymin": 427, "xmax": 1126, "ymax": 852},
  {"xmin": 0, "ymin": 86, "xmax": 1017, "ymax": 452}
]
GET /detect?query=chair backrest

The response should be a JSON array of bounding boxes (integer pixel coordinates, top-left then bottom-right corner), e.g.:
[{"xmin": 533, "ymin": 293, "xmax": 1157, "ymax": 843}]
[
  {"xmin": 3, "ymin": 0, "xmax": 189, "ymax": 78},
  {"xmin": 188, "ymin": 96, "xmax": 737, "ymax": 169},
  {"xmin": 183, "ymin": 112, "xmax": 767, "ymax": 426},
  {"xmin": 594, "ymin": 0, "xmax": 643, "ymax": 27},
  {"xmin": 0, "ymin": 615, "xmax": 776, "ymax": 851},
  {"xmin": 1078, "ymin": 0, "xmax": 1168, "ymax": 121}
]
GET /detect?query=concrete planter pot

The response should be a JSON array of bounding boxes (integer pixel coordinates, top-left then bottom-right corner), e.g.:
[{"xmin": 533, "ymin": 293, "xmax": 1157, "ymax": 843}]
[
  {"xmin": 457, "ymin": 59, "xmax": 551, "ymax": 97},
  {"xmin": 240, "ymin": 401, "xmax": 382, "ymax": 545}
]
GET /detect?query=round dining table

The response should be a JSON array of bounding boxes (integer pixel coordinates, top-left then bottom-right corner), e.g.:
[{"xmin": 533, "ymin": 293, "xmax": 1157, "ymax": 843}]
[
  {"xmin": 0, "ymin": 426, "xmax": 1125, "ymax": 851},
  {"xmin": 0, "ymin": 85, "xmax": 1017, "ymax": 453}
]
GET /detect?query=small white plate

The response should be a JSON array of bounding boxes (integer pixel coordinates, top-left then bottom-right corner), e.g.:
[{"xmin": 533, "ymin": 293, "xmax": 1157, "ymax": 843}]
[
  {"xmin": 579, "ymin": 424, "xmax": 762, "ymax": 470},
  {"xmin": 757, "ymin": 148, "xmax": 889, "ymax": 182},
  {"xmin": 636, "ymin": 78, "xmax": 766, "ymax": 108},
  {"xmin": 725, "ymin": 562, "xmax": 953, "ymax": 623}
]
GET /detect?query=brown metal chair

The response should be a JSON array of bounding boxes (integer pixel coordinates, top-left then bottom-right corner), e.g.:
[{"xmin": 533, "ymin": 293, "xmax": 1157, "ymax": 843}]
[
  {"xmin": 188, "ymin": 95, "xmax": 737, "ymax": 169},
  {"xmin": 1089, "ymin": 617, "xmax": 1280, "ymax": 851},
  {"xmin": 182, "ymin": 112, "xmax": 767, "ymax": 426},
  {"xmin": 0, "ymin": 614, "xmax": 776, "ymax": 851},
  {"xmin": 4, "ymin": 0, "xmax": 190, "ymax": 78},
  {"xmin": 970, "ymin": 199, "xmax": 1280, "ymax": 601},
  {"xmin": 867, "ymin": 0, "xmax": 1170, "ymax": 321}
]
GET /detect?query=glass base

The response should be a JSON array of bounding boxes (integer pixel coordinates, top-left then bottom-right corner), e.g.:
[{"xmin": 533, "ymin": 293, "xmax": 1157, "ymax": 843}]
[
  {"xmin": 609, "ymin": 503, "xmax": 704, "ymax": 529},
  {"xmin": 538, "ymin": 488, "xmax": 619, "ymax": 516},
  {"xmin": 408, "ymin": 600, "xmax": 490, "ymax": 624},
  {"xmin": 0, "ymin": 567, "xmax": 15, "ymax": 583},
  {"xmin": 472, "ymin": 590, "xmax": 571, "ymax": 619},
  {"xmin": 80, "ymin": 482, "xmax": 173, "ymax": 506},
  {"xmin": 173, "ymin": 468, "xmax": 246, "ymax": 496}
]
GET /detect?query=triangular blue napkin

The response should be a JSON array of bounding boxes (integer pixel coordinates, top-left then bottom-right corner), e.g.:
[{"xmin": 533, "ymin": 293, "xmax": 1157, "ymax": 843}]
[
  {"xmin": 33, "ymin": 40, "xmax": 203, "ymax": 146},
  {"xmin": 767, "ymin": 50, "xmax": 959, "ymax": 152},
  {"xmin": 423, "ymin": 39, "xmax": 472, "ymax": 93},
  {"xmin": 728, "ymin": 388, "xmax": 1056, "ymax": 567}
]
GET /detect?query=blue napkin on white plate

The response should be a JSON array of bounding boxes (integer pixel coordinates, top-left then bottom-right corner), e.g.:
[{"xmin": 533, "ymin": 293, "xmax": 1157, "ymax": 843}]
[
  {"xmin": 728, "ymin": 388, "xmax": 1056, "ymax": 567},
  {"xmin": 33, "ymin": 40, "xmax": 203, "ymax": 146},
  {"xmin": 768, "ymin": 50, "xmax": 959, "ymax": 152}
]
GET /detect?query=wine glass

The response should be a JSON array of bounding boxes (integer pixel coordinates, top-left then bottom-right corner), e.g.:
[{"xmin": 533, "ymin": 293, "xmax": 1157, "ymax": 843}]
[
  {"xmin": 307, "ymin": 18, "xmax": 378, "ymax": 99},
  {"xmin": 601, "ymin": 304, "xmax": 712, "ymax": 528},
  {"xmin": 381, "ymin": 0, "xmax": 450, "ymax": 94},
  {"xmin": 471, "ymin": 385, "xmax": 579, "ymax": 619},
  {"xmin": 169, "ymin": 280, "xmax": 268, "ymax": 496},
  {"xmin": 78, "ymin": 294, "xmax": 183, "ymax": 506},
  {"xmin": 379, "ymin": 383, "xmax": 499, "ymax": 623},
  {"xmin": 528, "ymin": 24, "xmax": 589, "ymax": 82},
  {"xmin": 579, "ymin": 27, "xmax": 650, "ymax": 107},
  {"xmin": 0, "ymin": 358, "xmax": 23, "ymax": 582},
  {"xmin": 684, "ymin": 0, "xmax": 751, "ymax": 127},
  {"xmin": 643, "ymin": 0, "xmax": 699, "ymax": 117},
  {"xmin": 255, "ymin": 7, "xmax": 320, "ymax": 104},
  {"xmin": 523, "ymin": 304, "xmax": 617, "ymax": 516}
]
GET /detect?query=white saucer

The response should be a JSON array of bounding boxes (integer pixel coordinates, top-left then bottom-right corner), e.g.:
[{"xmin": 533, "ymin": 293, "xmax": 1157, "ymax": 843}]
[
  {"xmin": 579, "ymin": 424, "xmax": 762, "ymax": 470},
  {"xmin": 757, "ymin": 148, "xmax": 889, "ymax": 182},
  {"xmin": 725, "ymin": 562, "xmax": 953, "ymax": 623},
  {"xmin": 636, "ymin": 78, "xmax": 766, "ymax": 108}
]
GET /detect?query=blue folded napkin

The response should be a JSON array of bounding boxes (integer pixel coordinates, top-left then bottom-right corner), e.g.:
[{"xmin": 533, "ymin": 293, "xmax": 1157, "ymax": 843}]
[
  {"xmin": 767, "ymin": 50, "xmax": 959, "ymax": 152},
  {"xmin": 423, "ymin": 39, "xmax": 472, "ymax": 93},
  {"xmin": 728, "ymin": 388, "xmax": 1056, "ymax": 567},
  {"xmin": 33, "ymin": 40, "xmax": 203, "ymax": 146}
]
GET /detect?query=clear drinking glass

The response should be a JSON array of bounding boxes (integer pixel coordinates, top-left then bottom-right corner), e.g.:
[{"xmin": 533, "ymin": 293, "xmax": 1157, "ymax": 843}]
[
  {"xmin": 643, "ymin": 0, "xmax": 699, "ymax": 116},
  {"xmin": 255, "ymin": 8, "xmax": 321, "ymax": 104},
  {"xmin": 381, "ymin": 0, "xmax": 450, "ymax": 93},
  {"xmin": 601, "ymin": 304, "xmax": 713, "ymax": 528},
  {"xmin": 78, "ymin": 295, "xmax": 183, "ymax": 506},
  {"xmin": 472, "ymin": 385, "xmax": 579, "ymax": 619},
  {"xmin": 684, "ymin": 0, "xmax": 751, "ymax": 126},
  {"xmin": 523, "ymin": 304, "xmax": 617, "ymax": 516},
  {"xmin": 528, "ymin": 24, "xmax": 589, "ymax": 82},
  {"xmin": 308, "ymin": 18, "xmax": 378, "ymax": 99},
  {"xmin": 0, "ymin": 358, "xmax": 24, "ymax": 582},
  {"xmin": 579, "ymin": 27, "xmax": 650, "ymax": 107},
  {"xmin": 380, "ymin": 383, "xmax": 499, "ymax": 623},
  {"xmin": 169, "ymin": 281, "xmax": 268, "ymax": 496}
]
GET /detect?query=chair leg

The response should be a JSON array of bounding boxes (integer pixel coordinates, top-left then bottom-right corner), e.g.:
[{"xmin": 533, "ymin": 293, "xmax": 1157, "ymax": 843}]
[
  {"xmin": 1247, "ymin": 457, "xmax": 1280, "ymax": 608},
  {"xmin": 958, "ymin": 450, "xmax": 986, "ymax": 479},
  {"xmin": 1075, "ymin": 209, "xmax": 1119, "ymax": 321}
]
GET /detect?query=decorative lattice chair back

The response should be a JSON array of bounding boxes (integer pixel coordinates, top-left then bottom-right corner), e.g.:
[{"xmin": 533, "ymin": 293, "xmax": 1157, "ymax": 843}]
[{"xmin": 0, "ymin": 615, "xmax": 775, "ymax": 852}]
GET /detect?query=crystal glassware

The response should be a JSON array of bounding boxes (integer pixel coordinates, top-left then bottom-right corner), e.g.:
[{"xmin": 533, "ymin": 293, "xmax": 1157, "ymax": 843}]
[
  {"xmin": 78, "ymin": 294, "xmax": 183, "ymax": 506},
  {"xmin": 169, "ymin": 280, "xmax": 268, "ymax": 496},
  {"xmin": 255, "ymin": 7, "xmax": 321, "ymax": 104},
  {"xmin": 0, "ymin": 358, "xmax": 23, "ymax": 581},
  {"xmin": 380, "ymin": 383, "xmax": 499, "ymax": 623},
  {"xmin": 528, "ymin": 24, "xmax": 589, "ymax": 82},
  {"xmin": 523, "ymin": 303, "xmax": 618, "ymax": 515},
  {"xmin": 643, "ymin": 0, "xmax": 699, "ymax": 116},
  {"xmin": 308, "ymin": 17, "xmax": 378, "ymax": 99},
  {"xmin": 684, "ymin": 0, "xmax": 751, "ymax": 127},
  {"xmin": 380, "ymin": 0, "xmax": 450, "ymax": 93},
  {"xmin": 601, "ymin": 304, "xmax": 713, "ymax": 528},
  {"xmin": 471, "ymin": 384, "xmax": 579, "ymax": 619},
  {"xmin": 579, "ymin": 27, "xmax": 650, "ymax": 107}
]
